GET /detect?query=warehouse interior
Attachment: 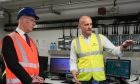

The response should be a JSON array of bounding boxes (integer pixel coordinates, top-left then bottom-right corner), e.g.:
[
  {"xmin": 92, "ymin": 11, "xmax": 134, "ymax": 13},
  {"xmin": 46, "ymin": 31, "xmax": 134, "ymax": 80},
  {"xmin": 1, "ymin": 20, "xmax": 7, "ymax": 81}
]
[{"xmin": 0, "ymin": 0, "xmax": 140, "ymax": 84}]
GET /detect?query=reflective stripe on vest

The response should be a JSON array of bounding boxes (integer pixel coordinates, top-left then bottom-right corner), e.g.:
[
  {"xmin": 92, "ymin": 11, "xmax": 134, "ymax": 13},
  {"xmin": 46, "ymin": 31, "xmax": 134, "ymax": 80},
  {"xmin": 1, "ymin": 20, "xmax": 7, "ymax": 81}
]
[
  {"xmin": 76, "ymin": 34, "xmax": 102, "ymax": 58},
  {"xmin": 79, "ymin": 67, "xmax": 104, "ymax": 73},
  {"xmin": 19, "ymin": 62, "xmax": 39, "ymax": 68},
  {"xmin": 1, "ymin": 70, "xmax": 6, "ymax": 79},
  {"xmin": 96, "ymin": 33, "xmax": 102, "ymax": 52},
  {"xmin": 7, "ymin": 78, "xmax": 20, "ymax": 84},
  {"xmin": 7, "ymin": 75, "xmax": 34, "ymax": 84},
  {"xmin": 78, "ymin": 51, "xmax": 102, "ymax": 58},
  {"xmin": 11, "ymin": 33, "xmax": 28, "ymax": 63}
]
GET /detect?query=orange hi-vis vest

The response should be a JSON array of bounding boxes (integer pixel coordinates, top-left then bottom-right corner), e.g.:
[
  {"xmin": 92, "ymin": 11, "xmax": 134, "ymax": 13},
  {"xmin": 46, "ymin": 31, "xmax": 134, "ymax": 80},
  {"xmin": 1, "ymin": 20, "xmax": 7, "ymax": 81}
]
[
  {"xmin": 0, "ymin": 39, "xmax": 2, "ymax": 56},
  {"xmin": 5, "ymin": 32, "xmax": 39, "ymax": 84},
  {"xmin": 73, "ymin": 33, "xmax": 106, "ymax": 81}
]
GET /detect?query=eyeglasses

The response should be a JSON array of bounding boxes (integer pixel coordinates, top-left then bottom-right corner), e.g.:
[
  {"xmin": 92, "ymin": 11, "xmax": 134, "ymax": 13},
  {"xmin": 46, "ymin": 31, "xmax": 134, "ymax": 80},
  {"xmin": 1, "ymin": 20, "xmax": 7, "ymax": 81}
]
[{"xmin": 23, "ymin": 16, "xmax": 36, "ymax": 23}]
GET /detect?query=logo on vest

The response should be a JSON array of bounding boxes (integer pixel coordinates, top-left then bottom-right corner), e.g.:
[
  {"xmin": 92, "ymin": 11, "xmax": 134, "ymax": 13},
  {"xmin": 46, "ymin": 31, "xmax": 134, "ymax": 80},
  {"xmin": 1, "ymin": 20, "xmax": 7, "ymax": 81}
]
[{"xmin": 92, "ymin": 43, "xmax": 98, "ymax": 46}]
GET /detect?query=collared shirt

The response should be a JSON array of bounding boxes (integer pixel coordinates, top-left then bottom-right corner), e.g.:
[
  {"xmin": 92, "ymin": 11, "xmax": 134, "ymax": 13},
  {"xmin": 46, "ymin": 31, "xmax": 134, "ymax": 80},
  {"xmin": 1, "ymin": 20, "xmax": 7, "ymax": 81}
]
[
  {"xmin": 16, "ymin": 27, "xmax": 26, "ymax": 41},
  {"xmin": 70, "ymin": 34, "xmax": 123, "ymax": 72}
]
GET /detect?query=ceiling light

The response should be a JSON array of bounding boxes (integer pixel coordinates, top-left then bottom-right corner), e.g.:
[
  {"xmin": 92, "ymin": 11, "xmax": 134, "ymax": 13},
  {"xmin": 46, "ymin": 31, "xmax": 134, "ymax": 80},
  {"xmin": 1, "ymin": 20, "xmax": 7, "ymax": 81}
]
[
  {"xmin": 0, "ymin": 0, "xmax": 11, "ymax": 2},
  {"xmin": 0, "ymin": 10, "xmax": 4, "ymax": 18}
]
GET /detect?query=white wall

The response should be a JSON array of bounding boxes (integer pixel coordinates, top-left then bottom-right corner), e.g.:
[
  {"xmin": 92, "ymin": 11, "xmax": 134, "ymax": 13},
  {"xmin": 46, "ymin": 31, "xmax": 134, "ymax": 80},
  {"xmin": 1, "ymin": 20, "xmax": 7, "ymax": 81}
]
[{"xmin": 29, "ymin": 28, "xmax": 79, "ymax": 56}]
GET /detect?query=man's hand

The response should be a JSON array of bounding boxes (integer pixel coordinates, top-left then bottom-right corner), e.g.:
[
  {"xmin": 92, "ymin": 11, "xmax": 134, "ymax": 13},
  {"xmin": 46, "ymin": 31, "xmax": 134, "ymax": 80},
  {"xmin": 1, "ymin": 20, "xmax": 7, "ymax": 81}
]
[
  {"xmin": 121, "ymin": 40, "xmax": 135, "ymax": 50},
  {"xmin": 32, "ymin": 75, "xmax": 44, "ymax": 84},
  {"xmin": 71, "ymin": 70, "xmax": 81, "ymax": 84}
]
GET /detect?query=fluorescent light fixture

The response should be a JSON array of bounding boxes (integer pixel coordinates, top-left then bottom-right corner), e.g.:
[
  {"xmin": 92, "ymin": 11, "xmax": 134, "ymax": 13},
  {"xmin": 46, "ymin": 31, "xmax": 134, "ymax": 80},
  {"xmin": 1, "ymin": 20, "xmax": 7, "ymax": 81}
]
[
  {"xmin": 0, "ymin": 10, "xmax": 4, "ymax": 18},
  {"xmin": 0, "ymin": 0, "xmax": 11, "ymax": 2}
]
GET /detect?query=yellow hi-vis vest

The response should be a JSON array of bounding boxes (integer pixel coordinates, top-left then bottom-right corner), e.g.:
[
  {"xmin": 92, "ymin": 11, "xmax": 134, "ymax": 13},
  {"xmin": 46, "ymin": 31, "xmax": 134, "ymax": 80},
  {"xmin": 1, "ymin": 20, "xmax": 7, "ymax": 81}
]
[
  {"xmin": 1, "ymin": 70, "xmax": 6, "ymax": 79},
  {"xmin": 73, "ymin": 33, "xmax": 105, "ymax": 81}
]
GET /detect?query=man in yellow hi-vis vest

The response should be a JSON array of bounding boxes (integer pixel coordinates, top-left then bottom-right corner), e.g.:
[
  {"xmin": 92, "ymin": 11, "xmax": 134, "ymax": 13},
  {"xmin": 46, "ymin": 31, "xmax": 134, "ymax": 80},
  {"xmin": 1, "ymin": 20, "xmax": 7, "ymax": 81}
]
[{"xmin": 70, "ymin": 16, "xmax": 135, "ymax": 84}]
